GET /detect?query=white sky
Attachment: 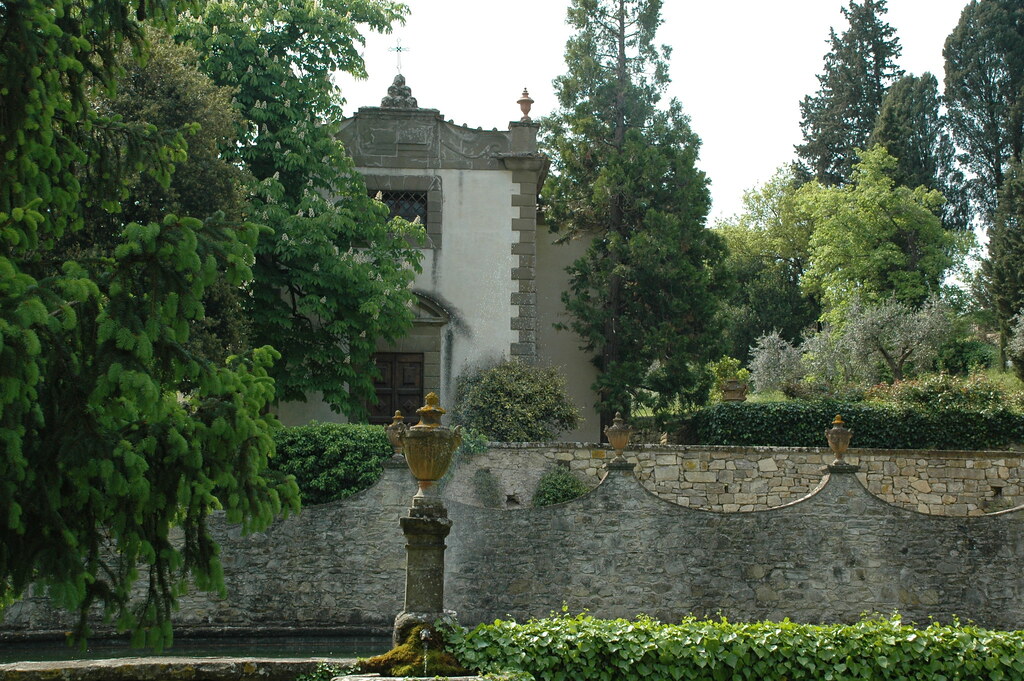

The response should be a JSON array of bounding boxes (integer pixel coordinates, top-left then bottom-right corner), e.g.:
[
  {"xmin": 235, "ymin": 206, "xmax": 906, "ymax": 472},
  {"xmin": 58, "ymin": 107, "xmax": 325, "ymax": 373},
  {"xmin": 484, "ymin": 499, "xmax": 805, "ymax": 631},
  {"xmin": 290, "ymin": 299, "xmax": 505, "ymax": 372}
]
[{"xmin": 334, "ymin": 0, "xmax": 971, "ymax": 223}]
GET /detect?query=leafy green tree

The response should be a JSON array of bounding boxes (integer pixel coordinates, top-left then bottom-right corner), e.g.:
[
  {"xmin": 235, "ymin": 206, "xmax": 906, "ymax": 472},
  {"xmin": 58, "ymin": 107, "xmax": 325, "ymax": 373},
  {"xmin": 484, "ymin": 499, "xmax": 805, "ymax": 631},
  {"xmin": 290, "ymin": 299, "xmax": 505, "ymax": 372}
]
[
  {"xmin": 943, "ymin": 0, "xmax": 1024, "ymax": 219},
  {"xmin": 869, "ymin": 73, "xmax": 971, "ymax": 233},
  {"xmin": 543, "ymin": 0, "xmax": 726, "ymax": 423},
  {"xmin": 715, "ymin": 168, "xmax": 820, "ymax": 361},
  {"xmin": 796, "ymin": 0, "xmax": 904, "ymax": 186},
  {"xmin": 1, "ymin": 0, "xmax": 298, "ymax": 646},
  {"xmin": 176, "ymin": 0, "xmax": 424, "ymax": 418},
  {"xmin": 800, "ymin": 146, "xmax": 954, "ymax": 322}
]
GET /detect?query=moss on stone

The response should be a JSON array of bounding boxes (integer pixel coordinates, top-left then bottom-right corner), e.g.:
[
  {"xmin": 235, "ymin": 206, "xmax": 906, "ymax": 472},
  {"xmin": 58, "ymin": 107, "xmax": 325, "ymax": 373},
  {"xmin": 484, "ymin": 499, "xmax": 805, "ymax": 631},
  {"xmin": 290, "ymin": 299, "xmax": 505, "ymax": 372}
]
[{"xmin": 357, "ymin": 625, "xmax": 469, "ymax": 678}]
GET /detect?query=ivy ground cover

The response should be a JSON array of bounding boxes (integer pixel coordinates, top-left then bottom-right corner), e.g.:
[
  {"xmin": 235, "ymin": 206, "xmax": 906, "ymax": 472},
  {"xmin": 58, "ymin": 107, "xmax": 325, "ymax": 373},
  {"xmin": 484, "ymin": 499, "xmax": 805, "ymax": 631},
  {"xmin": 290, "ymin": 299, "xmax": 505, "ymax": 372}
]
[{"xmin": 449, "ymin": 613, "xmax": 1024, "ymax": 680}]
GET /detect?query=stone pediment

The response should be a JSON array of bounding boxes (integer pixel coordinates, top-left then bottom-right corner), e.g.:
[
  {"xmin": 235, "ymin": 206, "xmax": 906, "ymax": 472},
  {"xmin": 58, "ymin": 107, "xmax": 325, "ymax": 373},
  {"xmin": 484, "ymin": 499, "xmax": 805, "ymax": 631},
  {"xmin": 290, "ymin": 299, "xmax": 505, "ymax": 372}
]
[{"xmin": 338, "ymin": 107, "xmax": 513, "ymax": 171}]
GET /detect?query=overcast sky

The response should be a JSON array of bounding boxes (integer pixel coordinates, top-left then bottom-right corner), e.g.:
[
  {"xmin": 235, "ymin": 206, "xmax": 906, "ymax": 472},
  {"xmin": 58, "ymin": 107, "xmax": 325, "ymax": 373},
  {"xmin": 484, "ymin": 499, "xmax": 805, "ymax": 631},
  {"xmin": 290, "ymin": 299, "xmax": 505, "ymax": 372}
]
[{"xmin": 334, "ymin": 0, "xmax": 971, "ymax": 222}]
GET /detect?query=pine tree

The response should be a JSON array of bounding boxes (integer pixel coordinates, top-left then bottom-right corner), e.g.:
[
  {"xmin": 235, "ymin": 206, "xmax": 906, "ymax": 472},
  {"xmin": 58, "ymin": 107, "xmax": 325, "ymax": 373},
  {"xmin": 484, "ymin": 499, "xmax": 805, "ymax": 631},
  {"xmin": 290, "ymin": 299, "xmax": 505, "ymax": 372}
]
[
  {"xmin": 796, "ymin": 0, "xmax": 903, "ymax": 186},
  {"xmin": 544, "ymin": 0, "xmax": 726, "ymax": 425}
]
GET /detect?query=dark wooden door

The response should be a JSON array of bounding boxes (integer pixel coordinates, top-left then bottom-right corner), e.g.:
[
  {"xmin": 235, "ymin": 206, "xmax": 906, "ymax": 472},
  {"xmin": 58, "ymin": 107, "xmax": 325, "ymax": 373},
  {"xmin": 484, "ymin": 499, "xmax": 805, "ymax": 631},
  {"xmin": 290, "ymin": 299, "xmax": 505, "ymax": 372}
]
[{"xmin": 369, "ymin": 353, "xmax": 424, "ymax": 425}]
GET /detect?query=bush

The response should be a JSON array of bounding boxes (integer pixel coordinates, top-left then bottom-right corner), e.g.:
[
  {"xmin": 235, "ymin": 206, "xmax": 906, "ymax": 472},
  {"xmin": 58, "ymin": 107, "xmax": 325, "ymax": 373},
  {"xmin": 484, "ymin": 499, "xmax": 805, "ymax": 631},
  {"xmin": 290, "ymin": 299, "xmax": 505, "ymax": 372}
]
[
  {"xmin": 532, "ymin": 467, "xmax": 590, "ymax": 507},
  {"xmin": 748, "ymin": 331, "xmax": 803, "ymax": 394},
  {"xmin": 448, "ymin": 612, "xmax": 1024, "ymax": 681},
  {"xmin": 694, "ymin": 400, "xmax": 1024, "ymax": 450},
  {"xmin": 270, "ymin": 422, "xmax": 390, "ymax": 505},
  {"xmin": 864, "ymin": 372, "xmax": 1023, "ymax": 411},
  {"xmin": 937, "ymin": 338, "xmax": 998, "ymax": 374},
  {"xmin": 451, "ymin": 360, "xmax": 580, "ymax": 441}
]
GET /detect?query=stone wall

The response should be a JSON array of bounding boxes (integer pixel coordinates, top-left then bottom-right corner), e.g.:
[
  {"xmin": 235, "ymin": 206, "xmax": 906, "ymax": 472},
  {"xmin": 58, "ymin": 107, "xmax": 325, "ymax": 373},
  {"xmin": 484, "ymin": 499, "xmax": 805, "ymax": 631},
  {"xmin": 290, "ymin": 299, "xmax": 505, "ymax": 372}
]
[
  {"xmin": 4, "ymin": 455, "xmax": 1024, "ymax": 638},
  {"xmin": 443, "ymin": 444, "xmax": 1024, "ymax": 515}
]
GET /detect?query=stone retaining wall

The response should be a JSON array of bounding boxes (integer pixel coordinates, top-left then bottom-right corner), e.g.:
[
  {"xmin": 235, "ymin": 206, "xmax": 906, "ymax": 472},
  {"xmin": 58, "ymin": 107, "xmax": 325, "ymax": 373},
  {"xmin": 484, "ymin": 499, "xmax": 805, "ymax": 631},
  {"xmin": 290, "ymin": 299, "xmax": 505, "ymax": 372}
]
[
  {"xmin": 4, "ymin": 460, "xmax": 1024, "ymax": 637},
  {"xmin": 444, "ymin": 444, "xmax": 1023, "ymax": 515}
]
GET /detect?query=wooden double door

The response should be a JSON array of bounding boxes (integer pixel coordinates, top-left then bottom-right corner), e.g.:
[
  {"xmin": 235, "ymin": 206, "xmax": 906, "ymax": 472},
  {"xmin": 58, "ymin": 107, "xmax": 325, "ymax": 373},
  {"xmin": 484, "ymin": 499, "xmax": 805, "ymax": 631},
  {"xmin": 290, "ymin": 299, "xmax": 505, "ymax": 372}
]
[{"xmin": 369, "ymin": 353, "xmax": 424, "ymax": 425}]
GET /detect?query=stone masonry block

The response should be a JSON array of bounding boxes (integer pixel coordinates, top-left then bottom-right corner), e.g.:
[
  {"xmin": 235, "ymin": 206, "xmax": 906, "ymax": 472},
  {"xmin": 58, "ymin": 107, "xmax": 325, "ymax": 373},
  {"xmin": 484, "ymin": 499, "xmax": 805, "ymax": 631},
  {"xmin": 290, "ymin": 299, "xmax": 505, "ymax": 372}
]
[
  {"xmin": 511, "ymin": 317, "xmax": 536, "ymax": 331},
  {"xmin": 512, "ymin": 242, "xmax": 537, "ymax": 255},
  {"xmin": 518, "ymin": 279, "xmax": 537, "ymax": 293},
  {"xmin": 518, "ymin": 329, "xmax": 537, "ymax": 343},
  {"xmin": 510, "ymin": 342, "xmax": 535, "ymax": 356},
  {"xmin": 518, "ymin": 255, "xmax": 537, "ymax": 269},
  {"xmin": 512, "ymin": 194, "xmax": 537, "ymax": 207},
  {"xmin": 518, "ymin": 206, "xmax": 538, "ymax": 220},
  {"xmin": 511, "ymin": 292, "xmax": 536, "ymax": 306},
  {"xmin": 512, "ymin": 170, "xmax": 539, "ymax": 184},
  {"xmin": 516, "ymin": 304, "xmax": 536, "ymax": 318},
  {"xmin": 512, "ymin": 218, "xmax": 536, "ymax": 231},
  {"xmin": 511, "ymin": 267, "xmax": 535, "ymax": 281}
]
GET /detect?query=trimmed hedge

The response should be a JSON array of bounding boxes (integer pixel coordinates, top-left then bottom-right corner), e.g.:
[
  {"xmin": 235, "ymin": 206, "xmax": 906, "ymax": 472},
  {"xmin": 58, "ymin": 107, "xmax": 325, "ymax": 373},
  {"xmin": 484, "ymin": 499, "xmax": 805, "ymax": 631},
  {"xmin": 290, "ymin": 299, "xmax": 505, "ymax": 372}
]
[
  {"xmin": 449, "ymin": 613, "xmax": 1024, "ymax": 681},
  {"xmin": 694, "ymin": 401, "xmax": 1024, "ymax": 450},
  {"xmin": 270, "ymin": 422, "xmax": 390, "ymax": 505}
]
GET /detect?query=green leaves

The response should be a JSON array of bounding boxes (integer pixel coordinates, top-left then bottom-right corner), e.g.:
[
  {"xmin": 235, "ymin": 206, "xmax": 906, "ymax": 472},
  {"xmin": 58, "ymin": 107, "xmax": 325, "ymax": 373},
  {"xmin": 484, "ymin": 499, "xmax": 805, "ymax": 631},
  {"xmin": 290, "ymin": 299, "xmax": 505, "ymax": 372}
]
[
  {"xmin": 269, "ymin": 422, "xmax": 391, "ymax": 505},
  {"xmin": 449, "ymin": 613, "xmax": 1024, "ymax": 681},
  {"xmin": 800, "ymin": 146, "xmax": 955, "ymax": 324},
  {"xmin": 176, "ymin": 0, "xmax": 423, "ymax": 418}
]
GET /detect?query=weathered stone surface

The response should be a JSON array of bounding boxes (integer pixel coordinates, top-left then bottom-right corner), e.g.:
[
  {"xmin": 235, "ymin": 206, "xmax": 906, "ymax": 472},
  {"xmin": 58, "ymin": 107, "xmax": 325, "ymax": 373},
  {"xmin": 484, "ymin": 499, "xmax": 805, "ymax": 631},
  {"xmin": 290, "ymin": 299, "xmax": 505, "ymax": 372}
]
[{"xmin": 5, "ymin": 446, "xmax": 1024, "ymax": 642}]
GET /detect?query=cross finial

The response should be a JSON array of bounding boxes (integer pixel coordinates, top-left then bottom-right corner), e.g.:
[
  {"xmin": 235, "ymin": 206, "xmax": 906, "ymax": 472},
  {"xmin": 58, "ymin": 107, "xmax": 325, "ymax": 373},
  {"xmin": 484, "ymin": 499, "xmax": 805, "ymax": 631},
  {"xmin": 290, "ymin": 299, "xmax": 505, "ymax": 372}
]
[{"xmin": 389, "ymin": 39, "xmax": 409, "ymax": 73}]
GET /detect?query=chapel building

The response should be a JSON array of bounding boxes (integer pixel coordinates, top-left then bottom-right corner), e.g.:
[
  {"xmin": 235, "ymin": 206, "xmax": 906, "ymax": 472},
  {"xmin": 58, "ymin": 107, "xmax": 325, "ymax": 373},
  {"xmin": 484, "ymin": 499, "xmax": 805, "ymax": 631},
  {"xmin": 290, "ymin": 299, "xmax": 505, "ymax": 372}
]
[{"xmin": 275, "ymin": 76, "xmax": 597, "ymax": 441}]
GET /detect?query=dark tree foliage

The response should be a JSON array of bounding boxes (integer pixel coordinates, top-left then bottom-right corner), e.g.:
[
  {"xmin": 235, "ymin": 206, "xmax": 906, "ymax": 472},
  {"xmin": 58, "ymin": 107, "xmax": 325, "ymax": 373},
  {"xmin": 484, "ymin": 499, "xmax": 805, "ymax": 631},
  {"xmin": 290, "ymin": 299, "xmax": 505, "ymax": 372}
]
[
  {"xmin": 544, "ymin": 0, "xmax": 726, "ymax": 424},
  {"xmin": 715, "ymin": 169, "xmax": 820, "ymax": 362},
  {"xmin": 1, "ymin": 0, "xmax": 298, "ymax": 647},
  {"xmin": 983, "ymin": 162, "xmax": 1024, "ymax": 361},
  {"xmin": 869, "ymin": 73, "xmax": 971, "ymax": 233},
  {"xmin": 796, "ymin": 0, "xmax": 903, "ymax": 186},
  {"xmin": 177, "ymin": 0, "xmax": 424, "ymax": 418},
  {"xmin": 59, "ymin": 32, "xmax": 255, "ymax": 362},
  {"xmin": 944, "ymin": 0, "xmax": 1024, "ymax": 221}
]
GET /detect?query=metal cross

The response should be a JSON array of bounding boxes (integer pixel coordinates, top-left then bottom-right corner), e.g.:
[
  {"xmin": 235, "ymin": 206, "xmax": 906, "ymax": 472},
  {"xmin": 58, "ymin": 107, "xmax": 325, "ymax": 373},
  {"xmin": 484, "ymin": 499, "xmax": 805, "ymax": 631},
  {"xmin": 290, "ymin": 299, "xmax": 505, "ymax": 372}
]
[{"xmin": 389, "ymin": 40, "xmax": 409, "ymax": 73}]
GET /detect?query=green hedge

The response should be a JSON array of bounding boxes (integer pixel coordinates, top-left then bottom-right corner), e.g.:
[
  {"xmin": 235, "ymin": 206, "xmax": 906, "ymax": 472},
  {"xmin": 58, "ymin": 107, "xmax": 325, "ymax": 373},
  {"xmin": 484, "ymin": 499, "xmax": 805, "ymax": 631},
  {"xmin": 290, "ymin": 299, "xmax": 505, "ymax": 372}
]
[
  {"xmin": 694, "ymin": 401, "xmax": 1024, "ymax": 450},
  {"xmin": 449, "ymin": 613, "xmax": 1024, "ymax": 681},
  {"xmin": 270, "ymin": 422, "xmax": 390, "ymax": 505}
]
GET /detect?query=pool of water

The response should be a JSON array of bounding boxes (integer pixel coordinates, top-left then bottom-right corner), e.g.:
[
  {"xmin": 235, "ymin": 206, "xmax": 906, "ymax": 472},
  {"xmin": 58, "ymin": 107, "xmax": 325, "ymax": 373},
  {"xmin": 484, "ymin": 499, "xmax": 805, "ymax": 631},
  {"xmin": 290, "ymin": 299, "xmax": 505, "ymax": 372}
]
[{"xmin": 0, "ymin": 635, "xmax": 391, "ymax": 663}]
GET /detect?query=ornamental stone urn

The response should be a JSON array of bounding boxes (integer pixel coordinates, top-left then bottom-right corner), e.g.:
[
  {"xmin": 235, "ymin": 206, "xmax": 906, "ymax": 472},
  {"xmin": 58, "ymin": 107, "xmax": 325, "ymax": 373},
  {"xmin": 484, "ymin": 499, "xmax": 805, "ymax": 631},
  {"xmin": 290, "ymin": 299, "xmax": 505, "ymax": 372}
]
[
  {"xmin": 395, "ymin": 392, "xmax": 462, "ymax": 499},
  {"xmin": 391, "ymin": 393, "xmax": 462, "ymax": 648},
  {"xmin": 825, "ymin": 414, "xmax": 853, "ymax": 462},
  {"xmin": 604, "ymin": 412, "xmax": 633, "ymax": 464},
  {"xmin": 720, "ymin": 378, "xmax": 748, "ymax": 402}
]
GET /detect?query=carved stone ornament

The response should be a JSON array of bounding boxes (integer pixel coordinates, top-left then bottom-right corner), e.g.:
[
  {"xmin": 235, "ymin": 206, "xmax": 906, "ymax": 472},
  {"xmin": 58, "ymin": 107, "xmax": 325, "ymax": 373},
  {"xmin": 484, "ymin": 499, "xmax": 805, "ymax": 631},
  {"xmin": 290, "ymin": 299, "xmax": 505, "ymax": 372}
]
[
  {"xmin": 517, "ymin": 88, "xmax": 534, "ymax": 122},
  {"xmin": 825, "ymin": 414, "xmax": 853, "ymax": 461},
  {"xmin": 398, "ymin": 393, "xmax": 462, "ymax": 497},
  {"xmin": 381, "ymin": 74, "xmax": 419, "ymax": 108}
]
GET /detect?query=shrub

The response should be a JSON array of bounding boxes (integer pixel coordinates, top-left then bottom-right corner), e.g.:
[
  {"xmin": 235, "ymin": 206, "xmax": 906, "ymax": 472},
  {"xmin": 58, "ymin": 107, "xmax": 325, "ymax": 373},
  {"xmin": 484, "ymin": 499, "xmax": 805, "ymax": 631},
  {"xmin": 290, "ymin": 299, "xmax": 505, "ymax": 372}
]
[
  {"xmin": 937, "ymin": 338, "xmax": 998, "ymax": 374},
  {"xmin": 451, "ymin": 360, "xmax": 580, "ymax": 441},
  {"xmin": 1009, "ymin": 312, "xmax": 1024, "ymax": 381},
  {"xmin": 748, "ymin": 330, "xmax": 803, "ymax": 393},
  {"xmin": 532, "ymin": 467, "xmax": 590, "ymax": 507},
  {"xmin": 448, "ymin": 612, "xmax": 1024, "ymax": 681},
  {"xmin": 270, "ymin": 422, "xmax": 390, "ymax": 505},
  {"xmin": 864, "ymin": 372, "xmax": 1024, "ymax": 411},
  {"xmin": 693, "ymin": 400, "xmax": 1024, "ymax": 450}
]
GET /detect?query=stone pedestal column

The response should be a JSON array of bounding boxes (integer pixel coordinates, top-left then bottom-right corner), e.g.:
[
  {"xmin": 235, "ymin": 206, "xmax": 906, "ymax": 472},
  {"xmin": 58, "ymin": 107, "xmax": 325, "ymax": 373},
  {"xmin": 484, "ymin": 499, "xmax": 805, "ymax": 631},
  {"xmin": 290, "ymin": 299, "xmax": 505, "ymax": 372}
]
[{"xmin": 393, "ymin": 497, "xmax": 451, "ymax": 647}]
